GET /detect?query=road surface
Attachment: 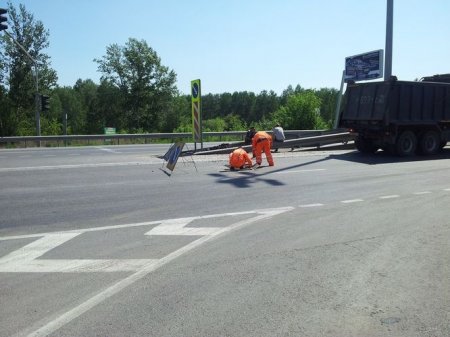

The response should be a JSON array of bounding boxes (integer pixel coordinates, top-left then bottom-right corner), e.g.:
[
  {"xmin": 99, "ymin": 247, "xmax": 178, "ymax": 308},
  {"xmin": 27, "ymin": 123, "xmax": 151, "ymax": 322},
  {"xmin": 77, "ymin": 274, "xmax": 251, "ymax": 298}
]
[{"xmin": 1, "ymin": 144, "xmax": 449, "ymax": 336}]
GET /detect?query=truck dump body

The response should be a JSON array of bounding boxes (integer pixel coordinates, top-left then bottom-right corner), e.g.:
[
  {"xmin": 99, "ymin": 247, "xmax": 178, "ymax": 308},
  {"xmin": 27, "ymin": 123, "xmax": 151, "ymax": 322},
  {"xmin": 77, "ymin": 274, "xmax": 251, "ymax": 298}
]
[
  {"xmin": 339, "ymin": 77, "xmax": 450, "ymax": 156},
  {"xmin": 341, "ymin": 79, "xmax": 450, "ymax": 126}
]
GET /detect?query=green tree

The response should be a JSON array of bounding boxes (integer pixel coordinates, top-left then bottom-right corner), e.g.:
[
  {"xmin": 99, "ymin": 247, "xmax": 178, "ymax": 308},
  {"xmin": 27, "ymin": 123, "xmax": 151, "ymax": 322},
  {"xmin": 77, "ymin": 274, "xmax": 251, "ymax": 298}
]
[
  {"xmin": 314, "ymin": 87, "xmax": 338, "ymax": 128},
  {"xmin": 253, "ymin": 90, "xmax": 279, "ymax": 123},
  {"xmin": 52, "ymin": 87, "xmax": 84, "ymax": 134},
  {"xmin": 73, "ymin": 79, "xmax": 99, "ymax": 134},
  {"xmin": 94, "ymin": 38, "xmax": 177, "ymax": 132},
  {"xmin": 160, "ymin": 94, "xmax": 190, "ymax": 133},
  {"xmin": 273, "ymin": 91, "xmax": 326, "ymax": 130},
  {"xmin": 0, "ymin": 2, "xmax": 57, "ymax": 136},
  {"xmin": 95, "ymin": 80, "xmax": 126, "ymax": 132}
]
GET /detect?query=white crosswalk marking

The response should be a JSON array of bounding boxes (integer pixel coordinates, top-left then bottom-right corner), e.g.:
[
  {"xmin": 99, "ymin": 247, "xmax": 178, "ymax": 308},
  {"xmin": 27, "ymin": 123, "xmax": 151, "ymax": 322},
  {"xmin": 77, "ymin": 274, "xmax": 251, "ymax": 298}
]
[
  {"xmin": 145, "ymin": 217, "xmax": 222, "ymax": 236},
  {"xmin": 0, "ymin": 207, "xmax": 294, "ymax": 274},
  {"xmin": 0, "ymin": 232, "xmax": 157, "ymax": 273}
]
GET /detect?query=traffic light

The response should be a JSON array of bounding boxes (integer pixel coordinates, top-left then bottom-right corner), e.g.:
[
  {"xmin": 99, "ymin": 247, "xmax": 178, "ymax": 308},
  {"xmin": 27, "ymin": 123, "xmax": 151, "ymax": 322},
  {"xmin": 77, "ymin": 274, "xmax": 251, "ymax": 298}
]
[
  {"xmin": 0, "ymin": 8, "xmax": 7, "ymax": 31},
  {"xmin": 41, "ymin": 94, "xmax": 50, "ymax": 112}
]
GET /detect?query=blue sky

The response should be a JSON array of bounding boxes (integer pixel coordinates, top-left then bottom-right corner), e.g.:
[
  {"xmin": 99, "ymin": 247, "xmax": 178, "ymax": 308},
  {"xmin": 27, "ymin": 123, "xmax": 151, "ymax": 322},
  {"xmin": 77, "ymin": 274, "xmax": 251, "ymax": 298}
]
[{"xmin": 4, "ymin": 0, "xmax": 450, "ymax": 95}]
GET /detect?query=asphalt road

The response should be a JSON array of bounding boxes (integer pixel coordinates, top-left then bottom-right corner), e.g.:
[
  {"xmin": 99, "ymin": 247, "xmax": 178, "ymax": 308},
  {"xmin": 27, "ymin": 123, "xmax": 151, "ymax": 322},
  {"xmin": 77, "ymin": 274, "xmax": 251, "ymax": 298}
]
[{"xmin": 1, "ymin": 144, "xmax": 449, "ymax": 337}]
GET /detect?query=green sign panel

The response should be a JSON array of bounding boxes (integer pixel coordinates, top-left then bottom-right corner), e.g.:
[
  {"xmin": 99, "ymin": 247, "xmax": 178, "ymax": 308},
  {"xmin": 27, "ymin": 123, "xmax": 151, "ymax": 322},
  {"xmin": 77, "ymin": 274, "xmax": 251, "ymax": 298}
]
[{"xmin": 104, "ymin": 127, "xmax": 116, "ymax": 135}]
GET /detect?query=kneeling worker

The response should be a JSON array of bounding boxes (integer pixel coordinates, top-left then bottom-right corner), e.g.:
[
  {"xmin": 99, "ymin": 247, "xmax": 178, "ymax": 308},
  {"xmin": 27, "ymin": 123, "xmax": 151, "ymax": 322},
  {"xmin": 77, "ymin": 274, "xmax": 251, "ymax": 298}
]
[{"xmin": 229, "ymin": 147, "xmax": 253, "ymax": 170}]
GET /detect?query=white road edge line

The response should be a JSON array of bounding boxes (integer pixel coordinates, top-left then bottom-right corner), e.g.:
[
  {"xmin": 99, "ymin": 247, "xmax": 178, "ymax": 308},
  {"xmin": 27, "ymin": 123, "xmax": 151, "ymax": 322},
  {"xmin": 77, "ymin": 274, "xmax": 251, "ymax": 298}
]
[{"xmin": 23, "ymin": 207, "xmax": 294, "ymax": 337}]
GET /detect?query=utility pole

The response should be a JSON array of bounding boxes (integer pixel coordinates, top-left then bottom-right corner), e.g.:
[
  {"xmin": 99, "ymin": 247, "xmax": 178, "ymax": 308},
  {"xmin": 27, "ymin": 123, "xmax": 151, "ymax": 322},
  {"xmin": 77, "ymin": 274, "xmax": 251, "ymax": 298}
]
[{"xmin": 384, "ymin": 0, "xmax": 394, "ymax": 79}]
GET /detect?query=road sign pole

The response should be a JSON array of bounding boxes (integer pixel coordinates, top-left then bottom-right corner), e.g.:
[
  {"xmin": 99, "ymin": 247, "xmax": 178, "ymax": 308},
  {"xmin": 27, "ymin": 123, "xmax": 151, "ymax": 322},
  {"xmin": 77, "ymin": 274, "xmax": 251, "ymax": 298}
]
[{"xmin": 191, "ymin": 79, "xmax": 202, "ymax": 150}]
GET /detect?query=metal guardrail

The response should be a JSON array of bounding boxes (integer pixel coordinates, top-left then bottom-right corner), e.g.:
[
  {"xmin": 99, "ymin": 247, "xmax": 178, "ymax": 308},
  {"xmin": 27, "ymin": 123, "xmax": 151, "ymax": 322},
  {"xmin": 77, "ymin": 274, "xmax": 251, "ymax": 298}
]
[
  {"xmin": 190, "ymin": 130, "xmax": 354, "ymax": 155},
  {"xmin": 0, "ymin": 130, "xmax": 345, "ymax": 148}
]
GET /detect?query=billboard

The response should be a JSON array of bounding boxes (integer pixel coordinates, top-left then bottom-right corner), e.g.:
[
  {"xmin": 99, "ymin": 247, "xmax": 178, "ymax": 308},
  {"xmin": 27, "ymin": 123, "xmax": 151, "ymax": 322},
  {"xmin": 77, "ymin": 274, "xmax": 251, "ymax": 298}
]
[{"xmin": 345, "ymin": 50, "xmax": 384, "ymax": 82}]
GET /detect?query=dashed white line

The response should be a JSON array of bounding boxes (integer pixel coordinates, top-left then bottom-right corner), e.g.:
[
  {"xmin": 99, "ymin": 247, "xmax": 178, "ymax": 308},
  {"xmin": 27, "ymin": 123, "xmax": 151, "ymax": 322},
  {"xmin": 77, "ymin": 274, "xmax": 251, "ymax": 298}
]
[
  {"xmin": 341, "ymin": 199, "xmax": 364, "ymax": 204},
  {"xmin": 299, "ymin": 203, "xmax": 324, "ymax": 208},
  {"xmin": 379, "ymin": 195, "xmax": 400, "ymax": 199},
  {"xmin": 413, "ymin": 191, "xmax": 432, "ymax": 195}
]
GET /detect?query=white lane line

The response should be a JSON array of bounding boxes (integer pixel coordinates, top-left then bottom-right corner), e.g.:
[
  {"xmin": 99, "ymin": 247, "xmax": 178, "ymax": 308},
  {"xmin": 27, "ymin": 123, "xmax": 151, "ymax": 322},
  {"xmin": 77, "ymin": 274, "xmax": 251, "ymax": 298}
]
[
  {"xmin": 95, "ymin": 146, "xmax": 119, "ymax": 153},
  {"xmin": 443, "ymin": 188, "xmax": 450, "ymax": 192},
  {"xmin": 413, "ymin": 191, "xmax": 432, "ymax": 195},
  {"xmin": 275, "ymin": 168, "xmax": 326, "ymax": 174},
  {"xmin": 24, "ymin": 207, "xmax": 294, "ymax": 337},
  {"xmin": 299, "ymin": 203, "xmax": 324, "ymax": 208},
  {"xmin": 0, "ymin": 161, "xmax": 160, "ymax": 172},
  {"xmin": 379, "ymin": 195, "xmax": 400, "ymax": 199},
  {"xmin": 341, "ymin": 199, "xmax": 364, "ymax": 204},
  {"xmin": 0, "ymin": 259, "xmax": 156, "ymax": 273}
]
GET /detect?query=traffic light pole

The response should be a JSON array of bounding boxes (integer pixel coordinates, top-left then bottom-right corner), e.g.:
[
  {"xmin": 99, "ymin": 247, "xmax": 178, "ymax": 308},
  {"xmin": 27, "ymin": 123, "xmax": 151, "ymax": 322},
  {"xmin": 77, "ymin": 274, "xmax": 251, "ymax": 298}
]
[{"xmin": 4, "ymin": 30, "xmax": 40, "ymax": 137}]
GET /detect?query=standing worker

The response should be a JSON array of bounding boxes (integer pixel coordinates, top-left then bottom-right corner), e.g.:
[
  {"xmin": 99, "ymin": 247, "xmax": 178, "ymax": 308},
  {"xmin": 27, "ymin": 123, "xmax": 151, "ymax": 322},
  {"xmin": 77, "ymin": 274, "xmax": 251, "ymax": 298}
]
[
  {"xmin": 229, "ymin": 147, "xmax": 254, "ymax": 170},
  {"xmin": 252, "ymin": 130, "xmax": 274, "ymax": 166},
  {"xmin": 272, "ymin": 123, "xmax": 286, "ymax": 152}
]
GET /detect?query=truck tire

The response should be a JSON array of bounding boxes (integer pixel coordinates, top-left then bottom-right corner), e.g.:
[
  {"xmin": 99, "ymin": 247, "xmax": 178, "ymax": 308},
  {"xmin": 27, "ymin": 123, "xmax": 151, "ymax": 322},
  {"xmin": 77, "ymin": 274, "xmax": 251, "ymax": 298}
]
[
  {"xmin": 355, "ymin": 136, "xmax": 378, "ymax": 153},
  {"xmin": 419, "ymin": 130, "xmax": 440, "ymax": 155},
  {"xmin": 395, "ymin": 130, "xmax": 417, "ymax": 156}
]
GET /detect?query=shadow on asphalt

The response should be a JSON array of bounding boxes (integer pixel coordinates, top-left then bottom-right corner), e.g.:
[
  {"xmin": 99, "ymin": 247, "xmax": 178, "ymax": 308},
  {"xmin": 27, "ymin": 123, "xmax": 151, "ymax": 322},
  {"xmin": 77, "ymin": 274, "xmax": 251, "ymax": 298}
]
[
  {"xmin": 329, "ymin": 148, "xmax": 450, "ymax": 165},
  {"xmin": 208, "ymin": 148, "xmax": 450, "ymax": 188},
  {"xmin": 208, "ymin": 157, "xmax": 330, "ymax": 188}
]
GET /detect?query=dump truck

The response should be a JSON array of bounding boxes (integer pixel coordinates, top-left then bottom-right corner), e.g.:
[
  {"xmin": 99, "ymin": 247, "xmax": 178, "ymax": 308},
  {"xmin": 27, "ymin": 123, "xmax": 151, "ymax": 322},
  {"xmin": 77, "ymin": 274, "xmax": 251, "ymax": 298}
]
[{"xmin": 339, "ymin": 74, "xmax": 450, "ymax": 156}]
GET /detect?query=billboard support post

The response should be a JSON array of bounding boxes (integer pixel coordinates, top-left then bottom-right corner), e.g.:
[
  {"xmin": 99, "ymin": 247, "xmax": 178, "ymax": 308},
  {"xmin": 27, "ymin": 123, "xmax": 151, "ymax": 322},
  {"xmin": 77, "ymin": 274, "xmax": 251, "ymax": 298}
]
[
  {"xmin": 384, "ymin": 0, "xmax": 393, "ymax": 79},
  {"xmin": 333, "ymin": 70, "xmax": 345, "ymax": 129}
]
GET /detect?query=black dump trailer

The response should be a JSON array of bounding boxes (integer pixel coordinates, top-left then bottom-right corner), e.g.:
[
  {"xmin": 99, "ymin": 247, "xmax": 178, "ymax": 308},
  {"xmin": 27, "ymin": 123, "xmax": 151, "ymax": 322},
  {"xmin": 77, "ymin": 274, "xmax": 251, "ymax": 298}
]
[{"xmin": 339, "ymin": 75, "xmax": 450, "ymax": 156}]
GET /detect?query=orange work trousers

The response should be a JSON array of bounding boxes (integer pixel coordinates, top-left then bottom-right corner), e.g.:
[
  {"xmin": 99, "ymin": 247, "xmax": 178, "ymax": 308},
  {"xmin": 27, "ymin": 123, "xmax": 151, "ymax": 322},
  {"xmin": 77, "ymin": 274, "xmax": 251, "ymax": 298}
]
[{"xmin": 254, "ymin": 139, "xmax": 274, "ymax": 166}]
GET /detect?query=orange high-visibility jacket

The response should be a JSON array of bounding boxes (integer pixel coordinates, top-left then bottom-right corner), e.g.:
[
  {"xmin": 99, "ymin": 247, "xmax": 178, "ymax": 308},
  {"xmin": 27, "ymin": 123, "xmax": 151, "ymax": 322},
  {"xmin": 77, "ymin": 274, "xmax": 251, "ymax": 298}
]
[
  {"xmin": 252, "ymin": 131, "xmax": 272, "ymax": 151},
  {"xmin": 229, "ymin": 148, "xmax": 253, "ymax": 169}
]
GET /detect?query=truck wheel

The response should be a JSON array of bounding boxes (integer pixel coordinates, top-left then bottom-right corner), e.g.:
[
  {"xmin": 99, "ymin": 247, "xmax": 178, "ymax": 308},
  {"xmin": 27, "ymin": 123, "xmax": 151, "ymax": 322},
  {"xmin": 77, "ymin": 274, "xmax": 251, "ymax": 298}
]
[
  {"xmin": 355, "ymin": 136, "xmax": 378, "ymax": 153},
  {"xmin": 395, "ymin": 130, "xmax": 417, "ymax": 156},
  {"xmin": 419, "ymin": 131, "xmax": 440, "ymax": 155}
]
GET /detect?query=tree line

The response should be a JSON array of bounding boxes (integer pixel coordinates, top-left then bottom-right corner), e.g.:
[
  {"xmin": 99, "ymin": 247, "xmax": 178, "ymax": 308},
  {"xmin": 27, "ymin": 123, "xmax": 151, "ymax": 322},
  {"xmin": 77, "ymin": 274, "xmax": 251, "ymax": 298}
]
[{"xmin": 0, "ymin": 2, "xmax": 339, "ymax": 138}]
